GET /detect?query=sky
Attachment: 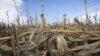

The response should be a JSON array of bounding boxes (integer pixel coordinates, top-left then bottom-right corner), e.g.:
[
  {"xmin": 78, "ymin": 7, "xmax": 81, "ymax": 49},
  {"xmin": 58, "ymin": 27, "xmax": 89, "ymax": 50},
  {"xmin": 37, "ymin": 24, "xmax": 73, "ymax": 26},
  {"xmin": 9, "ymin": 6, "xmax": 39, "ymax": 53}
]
[{"xmin": 0, "ymin": 0, "xmax": 100, "ymax": 24}]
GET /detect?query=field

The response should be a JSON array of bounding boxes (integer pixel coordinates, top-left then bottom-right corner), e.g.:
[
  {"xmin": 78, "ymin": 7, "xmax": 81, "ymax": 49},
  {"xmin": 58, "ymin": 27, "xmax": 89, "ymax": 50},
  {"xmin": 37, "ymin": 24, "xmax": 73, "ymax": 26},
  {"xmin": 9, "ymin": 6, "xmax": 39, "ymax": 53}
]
[
  {"xmin": 0, "ymin": 0, "xmax": 100, "ymax": 56},
  {"xmin": 0, "ymin": 13, "xmax": 100, "ymax": 56}
]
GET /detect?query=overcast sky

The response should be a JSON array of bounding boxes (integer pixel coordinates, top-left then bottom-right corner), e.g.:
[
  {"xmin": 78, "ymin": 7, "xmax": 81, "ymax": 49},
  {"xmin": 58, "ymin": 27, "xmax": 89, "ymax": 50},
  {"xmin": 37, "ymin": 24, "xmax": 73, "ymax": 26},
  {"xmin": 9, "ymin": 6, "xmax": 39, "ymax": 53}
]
[{"xmin": 0, "ymin": 0, "xmax": 100, "ymax": 23}]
